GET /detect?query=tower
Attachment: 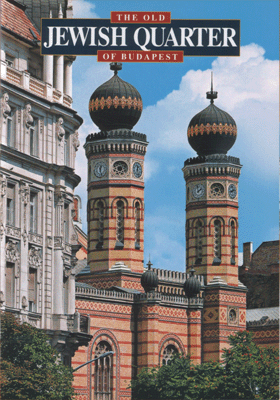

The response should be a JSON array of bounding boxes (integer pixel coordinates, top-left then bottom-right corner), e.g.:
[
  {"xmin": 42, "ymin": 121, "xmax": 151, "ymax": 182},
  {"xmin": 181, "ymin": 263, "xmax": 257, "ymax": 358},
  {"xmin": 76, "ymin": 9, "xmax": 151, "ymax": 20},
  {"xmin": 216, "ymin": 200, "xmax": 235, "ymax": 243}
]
[
  {"xmin": 84, "ymin": 63, "xmax": 148, "ymax": 284},
  {"xmin": 183, "ymin": 75, "xmax": 247, "ymax": 361}
]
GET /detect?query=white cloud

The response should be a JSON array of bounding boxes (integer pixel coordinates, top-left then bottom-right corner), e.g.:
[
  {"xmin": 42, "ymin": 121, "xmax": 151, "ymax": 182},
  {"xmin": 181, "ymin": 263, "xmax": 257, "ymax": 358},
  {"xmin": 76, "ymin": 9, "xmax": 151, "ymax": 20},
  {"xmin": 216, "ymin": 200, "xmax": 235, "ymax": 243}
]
[
  {"xmin": 72, "ymin": 0, "xmax": 99, "ymax": 18},
  {"xmin": 73, "ymin": 43, "xmax": 279, "ymax": 267},
  {"xmin": 137, "ymin": 44, "xmax": 279, "ymax": 180},
  {"xmin": 144, "ymin": 158, "xmax": 159, "ymax": 180}
]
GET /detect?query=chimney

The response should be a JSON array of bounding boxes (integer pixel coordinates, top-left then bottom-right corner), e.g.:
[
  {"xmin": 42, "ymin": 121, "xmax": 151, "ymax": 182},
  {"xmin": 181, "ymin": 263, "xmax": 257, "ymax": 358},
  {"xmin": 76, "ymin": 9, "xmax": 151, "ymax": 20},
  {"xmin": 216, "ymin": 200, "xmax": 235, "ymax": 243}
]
[{"xmin": 243, "ymin": 242, "xmax": 253, "ymax": 268}]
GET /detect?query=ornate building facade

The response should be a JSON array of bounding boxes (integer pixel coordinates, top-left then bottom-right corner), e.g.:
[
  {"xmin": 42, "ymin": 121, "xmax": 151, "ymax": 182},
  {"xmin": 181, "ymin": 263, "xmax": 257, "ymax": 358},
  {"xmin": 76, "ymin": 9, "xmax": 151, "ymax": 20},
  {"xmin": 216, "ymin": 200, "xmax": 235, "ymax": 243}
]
[
  {"xmin": 0, "ymin": 3, "xmax": 277, "ymax": 400},
  {"xmin": 0, "ymin": 0, "xmax": 91, "ymax": 364},
  {"xmin": 72, "ymin": 66, "xmax": 249, "ymax": 400}
]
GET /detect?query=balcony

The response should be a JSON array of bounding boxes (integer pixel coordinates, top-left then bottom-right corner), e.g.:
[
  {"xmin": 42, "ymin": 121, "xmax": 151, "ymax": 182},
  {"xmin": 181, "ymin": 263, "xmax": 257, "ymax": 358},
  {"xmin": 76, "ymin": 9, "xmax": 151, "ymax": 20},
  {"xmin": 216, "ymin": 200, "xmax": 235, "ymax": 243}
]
[
  {"xmin": 2, "ymin": 63, "xmax": 72, "ymax": 108},
  {"xmin": 67, "ymin": 312, "xmax": 90, "ymax": 334}
]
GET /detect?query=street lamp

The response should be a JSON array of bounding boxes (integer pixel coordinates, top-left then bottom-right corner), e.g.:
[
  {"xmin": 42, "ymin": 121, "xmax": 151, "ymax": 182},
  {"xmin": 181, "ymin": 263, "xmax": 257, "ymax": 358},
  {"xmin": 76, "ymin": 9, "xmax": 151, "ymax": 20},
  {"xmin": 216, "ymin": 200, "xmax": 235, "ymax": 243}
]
[{"xmin": 73, "ymin": 351, "xmax": 114, "ymax": 372}]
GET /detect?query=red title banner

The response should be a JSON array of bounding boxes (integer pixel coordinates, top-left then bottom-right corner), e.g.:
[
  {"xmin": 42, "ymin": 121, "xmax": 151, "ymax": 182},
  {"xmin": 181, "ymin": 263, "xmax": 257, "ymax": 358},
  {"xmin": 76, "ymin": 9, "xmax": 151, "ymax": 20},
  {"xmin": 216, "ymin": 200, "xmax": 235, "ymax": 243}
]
[
  {"xmin": 111, "ymin": 11, "xmax": 171, "ymax": 24},
  {"xmin": 97, "ymin": 50, "xmax": 183, "ymax": 63}
]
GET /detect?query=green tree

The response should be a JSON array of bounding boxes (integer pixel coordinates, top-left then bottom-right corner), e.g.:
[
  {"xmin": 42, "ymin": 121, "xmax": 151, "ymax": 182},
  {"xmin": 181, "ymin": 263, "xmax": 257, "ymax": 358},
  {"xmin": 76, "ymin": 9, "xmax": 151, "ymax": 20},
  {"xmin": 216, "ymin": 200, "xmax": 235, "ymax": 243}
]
[
  {"xmin": 0, "ymin": 312, "xmax": 74, "ymax": 400},
  {"xmin": 130, "ymin": 330, "xmax": 279, "ymax": 400},
  {"xmin": 222, "ymin": 330, "xmax": 279, "ymax": 400}
]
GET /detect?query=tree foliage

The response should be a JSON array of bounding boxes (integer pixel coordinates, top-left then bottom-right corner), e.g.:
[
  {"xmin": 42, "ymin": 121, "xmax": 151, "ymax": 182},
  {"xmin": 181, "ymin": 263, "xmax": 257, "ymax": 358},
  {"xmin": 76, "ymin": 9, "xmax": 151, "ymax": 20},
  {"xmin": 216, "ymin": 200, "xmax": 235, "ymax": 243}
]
[
  {"xmin": 0, "ymin": 312, "xmax": 74, "ymax": 400},
  {"xmin": 130, "ymin": 331, "xmax": 279, "ymax": 400}
]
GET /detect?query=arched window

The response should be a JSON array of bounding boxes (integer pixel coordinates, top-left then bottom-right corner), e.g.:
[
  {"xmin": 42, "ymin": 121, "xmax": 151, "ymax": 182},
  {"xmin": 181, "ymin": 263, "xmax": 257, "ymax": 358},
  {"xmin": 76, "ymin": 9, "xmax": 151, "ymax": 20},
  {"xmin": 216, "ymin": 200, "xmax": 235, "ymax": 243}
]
[
  {"xmin": 213, "ymin": 219, "xmax": 221, "ymax": 262},
  {"xmin": 195, "ymin": 220, "xmax": 203, "ymax": 262},
  {"xmin": 96, "ymin": 201, "xmax": 104, "ymax": 249},
  {"xmin": 134, "ymin": 201, "xmax": 140, "ymax": 249},
  {"xmin": 115, "ymin": 200, "xmax": 124, "ymax": 248},
  {"xmin": 94, "ymin": 341, "xmax": 113, "ymax": 400},
  {"xmin": 162, "ymin": 344, "xmax": 178, "ymax": 365},
  {"xmin": 230, "ymin": 220, "xmax": 235, "ymax": 264}
]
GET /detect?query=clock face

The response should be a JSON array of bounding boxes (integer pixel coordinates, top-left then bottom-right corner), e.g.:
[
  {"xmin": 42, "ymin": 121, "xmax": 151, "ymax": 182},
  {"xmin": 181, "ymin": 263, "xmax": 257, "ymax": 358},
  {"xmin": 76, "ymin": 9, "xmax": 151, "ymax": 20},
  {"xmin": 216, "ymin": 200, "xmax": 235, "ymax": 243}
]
[
  {"xmin": 228, "ymin": 183, "xmax": 237, "ymax": 199},
  {"xmin": 133, "ymin": 162, "xmax": 142, "ymax": 178},
  {"xmin": 192, "ymin": 184, "xmax": 205, "ymax": 199},
  {"xmin": 94, "ymin": 161, "xmax": 107, "ymax": 178}
]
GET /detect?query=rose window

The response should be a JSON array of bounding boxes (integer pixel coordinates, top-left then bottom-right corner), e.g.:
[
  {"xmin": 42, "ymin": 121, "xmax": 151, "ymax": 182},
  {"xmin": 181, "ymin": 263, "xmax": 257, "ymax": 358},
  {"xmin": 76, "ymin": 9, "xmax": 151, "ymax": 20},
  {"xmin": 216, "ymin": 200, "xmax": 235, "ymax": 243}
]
[
  {"xmin": 112, "ymin": 161, "xmax": 128, "ymax": 177},
  {"xmin": 210, "ymin": 183, "xmax": 224, "ymax": 197}
]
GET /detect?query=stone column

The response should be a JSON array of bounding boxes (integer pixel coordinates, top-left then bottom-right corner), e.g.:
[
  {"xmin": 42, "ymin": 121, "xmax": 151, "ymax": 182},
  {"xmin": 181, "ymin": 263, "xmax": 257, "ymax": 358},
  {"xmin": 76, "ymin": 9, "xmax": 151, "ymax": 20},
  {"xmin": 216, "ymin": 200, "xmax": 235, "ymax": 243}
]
[
  {"xmin": 0, "ymin": 174, "xmax": 7, "ymax": 296},
  {"xmin": 43, "ymin": 55, "xmax": 53, "ymax": 85},
  {"xmin": 68, "ymin": 271, "xmax": 76, "ymax": 315},
  {"xmin": 53, "ymin": 191, "xmax": 65, "ymax": 324},
  {"xmin": 64, "ymin": 58, "xmax": 73, "ymax": 97},
  {"xmin": 20, "ymin": 182, "xmax": 30, "ymax": 308},
  {"xmin": 54, "ymin": 56, "xmax": 64, "ymax": 96},
  {"xmin": 43, "ymin": 56, "xmax": 53, "ymax": 100},
  {"xmin": 0, "ymin": 49, "xmax": 7, "ymax": 79},
  {"xmin": 53, "ymin": 4, "xmax": 64, "ymax": 101}
]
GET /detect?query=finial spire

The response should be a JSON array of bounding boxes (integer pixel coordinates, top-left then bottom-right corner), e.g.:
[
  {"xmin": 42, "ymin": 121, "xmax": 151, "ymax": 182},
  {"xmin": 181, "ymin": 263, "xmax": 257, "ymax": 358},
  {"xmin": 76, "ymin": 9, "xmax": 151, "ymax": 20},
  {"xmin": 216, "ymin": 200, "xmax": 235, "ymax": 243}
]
[
  {"xmin": 147, "ymin": 256, "xmax": 153, "ymax": 270},
  {"xmin": 206, "ymin": 71, "xmax": 218, "ymax": 104},
  {"xmin": 49, "ymin": 10, "xmax": 52, "ymax": 18},
  {"xmin": 110, "ymin": 62, "xmax": 122, "ymax": 75},
  {"xmin": 58, "ymin": 3, "xmax": 63, "ymax": 18}
]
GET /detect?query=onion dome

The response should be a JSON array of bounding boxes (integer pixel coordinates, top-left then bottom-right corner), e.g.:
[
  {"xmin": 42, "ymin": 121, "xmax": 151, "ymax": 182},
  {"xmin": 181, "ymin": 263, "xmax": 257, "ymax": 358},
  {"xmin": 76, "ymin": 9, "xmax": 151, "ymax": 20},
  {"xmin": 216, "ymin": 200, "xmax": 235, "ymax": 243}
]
[
  {"xmin": 141, "ymin": 260, "xmax": 159, "ymax": 293},
  {"xmin": 184, "ymin": 269, "xmax": 201, "ymax": 298},
  {"xmin": 89, "ymin": 63, "xmax": 143, "ymax": 131},
  {"xmin": 187, "ymin": 74, "xmax": 237, "ymax": 156}
]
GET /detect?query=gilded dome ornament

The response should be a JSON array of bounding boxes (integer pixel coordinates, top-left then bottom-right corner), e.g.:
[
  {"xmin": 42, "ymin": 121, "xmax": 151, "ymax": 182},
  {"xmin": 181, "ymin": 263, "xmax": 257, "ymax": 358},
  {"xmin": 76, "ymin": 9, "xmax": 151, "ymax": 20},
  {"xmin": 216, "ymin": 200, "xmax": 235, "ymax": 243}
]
[
  {"xmin": 89, "ymin": 63, "xmax": 143, "ymax": 131},
  {"xmin": 187, "ymin": 73, "xmax": 237, "ymax": 156}
]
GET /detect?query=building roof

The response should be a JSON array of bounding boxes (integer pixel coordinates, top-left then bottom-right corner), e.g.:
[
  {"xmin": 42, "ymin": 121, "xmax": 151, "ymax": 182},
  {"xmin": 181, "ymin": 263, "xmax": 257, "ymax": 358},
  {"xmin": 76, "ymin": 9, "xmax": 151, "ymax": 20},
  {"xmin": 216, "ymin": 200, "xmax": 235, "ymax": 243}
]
[
  {"xmin": 76, "ymin": 259, "xmax": 89, "ymax": 275},
  {"xmin": 246, "ymin": 307, "xmax": 279, "ymax": 323},
  {"xmin": 13, "ymin": 0, "xmax": 68, "ymax": 32},
  {"xmin": 76, "ymin": 281, "xmax": 95, "ymax": 289},
  {"xmin": 110, "ymin": 286, "xmax": 141, "ymax": 294},
  {"xmin": 1, "ymin": 0, "xmax": 41, "ymax": 43}
]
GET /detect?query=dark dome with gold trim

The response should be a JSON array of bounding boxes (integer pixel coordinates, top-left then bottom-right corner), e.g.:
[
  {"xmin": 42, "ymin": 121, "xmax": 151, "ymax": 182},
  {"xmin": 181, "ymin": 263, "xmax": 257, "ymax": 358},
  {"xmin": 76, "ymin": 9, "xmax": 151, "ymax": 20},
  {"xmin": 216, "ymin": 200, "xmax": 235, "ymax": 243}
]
[
  {"xmin": 184, "ymin": 269, "xmax": 201, "ymax": 298},
  {"xmin": 187, "ymin": 75, "xmax": 237, "ymax": 156},
  {"xmin": 141, "ymin": 260, "xmax": 158, "ymax": 293},
  {"xmin": 89, "ymin": 63, "xmax": 142, "ymax": 131}
]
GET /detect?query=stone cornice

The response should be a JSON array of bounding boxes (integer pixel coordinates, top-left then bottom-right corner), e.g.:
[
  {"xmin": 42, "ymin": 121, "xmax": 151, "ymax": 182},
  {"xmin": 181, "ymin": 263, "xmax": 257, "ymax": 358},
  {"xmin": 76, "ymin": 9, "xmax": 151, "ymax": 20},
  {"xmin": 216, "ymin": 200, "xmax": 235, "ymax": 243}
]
[
  {"xmin": 183, "ymin": 155, "xmax": 242, "ymax": 178},
  {"xmin": 184, "ymin": 154, "xmax": 241, "ymax": 166},
  {"xmin": 84, "ymin": 129, "xmax": 148, "ymax": 157},
  {"xmin": 1, "ymin": 145, "xmax": 81, "ymax": 187},
  {"xmin": 75, "ymin": 285, "xmax": 204, "ymax": 309}
]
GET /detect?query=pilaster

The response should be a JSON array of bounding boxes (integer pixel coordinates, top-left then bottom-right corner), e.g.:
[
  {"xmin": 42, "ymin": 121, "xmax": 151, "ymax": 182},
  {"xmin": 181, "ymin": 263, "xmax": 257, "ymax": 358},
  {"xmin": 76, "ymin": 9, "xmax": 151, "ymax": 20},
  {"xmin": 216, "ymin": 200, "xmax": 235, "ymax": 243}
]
[
  {"xmin": 137, "ymin": 295, "xmax": 161, "ymax": 369},
  {"xmin": 202, "ymin": 278, "xmax": 247, "ymax": 362},
  {"xmin": 187, "ymin": 309, "xmax": 202, "ymax": 364}
]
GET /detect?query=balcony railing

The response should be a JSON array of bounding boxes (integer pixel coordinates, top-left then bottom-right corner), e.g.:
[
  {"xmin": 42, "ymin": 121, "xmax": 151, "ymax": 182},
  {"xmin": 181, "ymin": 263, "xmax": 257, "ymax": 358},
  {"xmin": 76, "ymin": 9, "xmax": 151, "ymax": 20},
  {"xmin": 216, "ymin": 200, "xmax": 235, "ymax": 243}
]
[{"xmin": 3, "ymin": 64, "xmax": 73, "ymax": 108}]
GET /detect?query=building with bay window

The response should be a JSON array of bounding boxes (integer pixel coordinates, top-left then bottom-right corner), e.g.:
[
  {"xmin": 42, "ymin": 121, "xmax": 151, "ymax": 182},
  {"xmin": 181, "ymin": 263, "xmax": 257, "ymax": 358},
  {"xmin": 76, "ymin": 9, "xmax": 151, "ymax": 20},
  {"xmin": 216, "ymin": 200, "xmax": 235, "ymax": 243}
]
[{"xmin": 0, "ymin": 0, "xmax": 91, "ymax": 364}]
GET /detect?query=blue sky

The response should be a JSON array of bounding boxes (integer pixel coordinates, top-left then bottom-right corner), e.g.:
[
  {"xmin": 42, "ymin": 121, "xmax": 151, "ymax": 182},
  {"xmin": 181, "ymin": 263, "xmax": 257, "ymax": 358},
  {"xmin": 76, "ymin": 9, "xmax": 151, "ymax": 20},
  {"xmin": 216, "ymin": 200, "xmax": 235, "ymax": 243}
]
[{"xmin": 72, "ymin": 0, "xmax": 279, "ymax": 271}]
